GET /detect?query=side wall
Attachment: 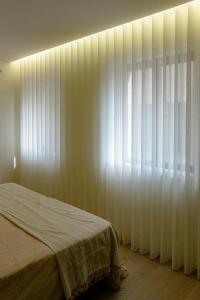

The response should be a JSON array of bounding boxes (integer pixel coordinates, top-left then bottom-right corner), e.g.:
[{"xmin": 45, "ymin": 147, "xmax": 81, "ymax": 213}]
[{"xmin": 0, "ymin": 61, "xmax": 16, "ymax": 183}]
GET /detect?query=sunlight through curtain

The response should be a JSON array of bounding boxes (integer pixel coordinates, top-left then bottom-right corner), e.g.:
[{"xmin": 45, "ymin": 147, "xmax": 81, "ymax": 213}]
[{"xmin": 18, "ymin": 1, "xmax": 200, "ymax": 277}]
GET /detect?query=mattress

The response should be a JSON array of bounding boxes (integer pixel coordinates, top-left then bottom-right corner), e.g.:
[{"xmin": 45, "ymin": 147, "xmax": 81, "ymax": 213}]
[{"xmin": 0, "ymin": 183, "xmax": 121, "ymax": 299}]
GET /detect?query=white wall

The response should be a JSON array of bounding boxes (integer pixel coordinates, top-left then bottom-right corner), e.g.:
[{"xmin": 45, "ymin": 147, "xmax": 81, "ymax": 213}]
[{"xmin": 0, "ymin": 61, "xmax": 16, "ymax": 183}]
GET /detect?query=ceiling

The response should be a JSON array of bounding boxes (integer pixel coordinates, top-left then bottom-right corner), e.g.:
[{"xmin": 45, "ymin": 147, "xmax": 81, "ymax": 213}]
[{"xmin": 0, "ymin": 0, "xmax": 190, "ymax": 62}]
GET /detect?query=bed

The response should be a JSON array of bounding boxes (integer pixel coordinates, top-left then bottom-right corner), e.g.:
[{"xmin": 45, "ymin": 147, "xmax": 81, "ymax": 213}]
[{"xmin": 0, "ymin": 183, "xmax": 123, "ymax": 300}]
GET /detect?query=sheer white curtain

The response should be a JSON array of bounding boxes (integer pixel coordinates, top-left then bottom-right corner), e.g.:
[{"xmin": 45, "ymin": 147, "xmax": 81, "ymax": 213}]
[{"xmin": 17, "ymin": 2, "xmax": 200, "ymax": 277}]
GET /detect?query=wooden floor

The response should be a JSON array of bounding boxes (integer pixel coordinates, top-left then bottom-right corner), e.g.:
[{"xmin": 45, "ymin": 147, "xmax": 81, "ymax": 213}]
[{"xmin": 79, "ymin": 246, "xmax": 200, "ymax": 300}]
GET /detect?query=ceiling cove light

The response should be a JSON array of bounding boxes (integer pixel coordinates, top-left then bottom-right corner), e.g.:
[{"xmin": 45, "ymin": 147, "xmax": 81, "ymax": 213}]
[{"xmin": 13, "ymin": 0, "xmax": 197, "ymax": 63}]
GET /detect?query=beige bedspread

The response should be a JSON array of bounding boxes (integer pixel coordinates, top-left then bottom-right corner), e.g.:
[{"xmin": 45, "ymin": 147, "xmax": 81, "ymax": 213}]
[
  {"xmin": 0, "ymin": 183, "xmax": 121, "ymax": 299},
  {"xmin": 0, "ymin": 214, "xmax": 64, "ymax": 300}
]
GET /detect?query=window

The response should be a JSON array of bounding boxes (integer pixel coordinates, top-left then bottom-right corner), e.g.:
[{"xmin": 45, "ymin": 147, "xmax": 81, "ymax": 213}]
[{"xmin": 109, "ymin": 54, "xmax": 194, "ymax": 175}]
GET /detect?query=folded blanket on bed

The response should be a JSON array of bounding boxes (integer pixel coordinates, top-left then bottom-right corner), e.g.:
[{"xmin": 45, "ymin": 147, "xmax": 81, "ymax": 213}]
[{"xmin": 0, "ymin": 183, "xmax": 122, "ymax": 299}]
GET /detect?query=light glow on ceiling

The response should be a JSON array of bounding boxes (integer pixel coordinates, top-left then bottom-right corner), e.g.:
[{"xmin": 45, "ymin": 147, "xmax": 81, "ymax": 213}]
[{"xmin": 13, "ymin": 0, "xmax": 198, "ymax": 63}]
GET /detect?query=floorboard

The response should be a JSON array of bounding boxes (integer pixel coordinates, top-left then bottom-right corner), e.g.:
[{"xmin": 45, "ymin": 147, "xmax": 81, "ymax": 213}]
[{"xmin": 78, "ymin": 246, "xmax": 200, "ymax": 300}]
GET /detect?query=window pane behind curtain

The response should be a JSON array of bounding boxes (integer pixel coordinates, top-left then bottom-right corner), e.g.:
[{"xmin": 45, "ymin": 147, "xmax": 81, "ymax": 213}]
[
  {"xmin": 20, "ymin": 52, "xmax": 61, "ymax": 197},
  {"xmin": 125, "ymin": 57, "xmax": 189, "ymax": 173}
]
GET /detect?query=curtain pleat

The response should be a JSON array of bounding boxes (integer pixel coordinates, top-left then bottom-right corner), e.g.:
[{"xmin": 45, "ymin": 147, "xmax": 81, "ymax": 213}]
[{"xmin": 18, "ymin": 2, "xmax": 200, "ymax": 278}]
